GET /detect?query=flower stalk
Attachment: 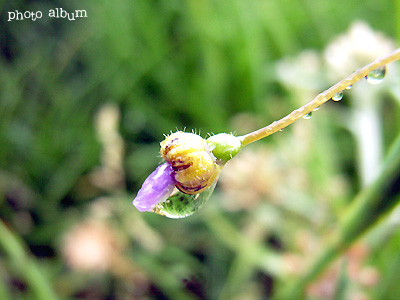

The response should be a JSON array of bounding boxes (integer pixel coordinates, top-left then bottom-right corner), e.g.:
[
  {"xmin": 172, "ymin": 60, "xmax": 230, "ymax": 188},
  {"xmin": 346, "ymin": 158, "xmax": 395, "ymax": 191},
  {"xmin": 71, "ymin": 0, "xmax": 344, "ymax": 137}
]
[
  {"xmin": 239, "ymin": 48, "xmax": 400, "ymax": 147},
  {"xmin": 133, "ymin": 48, "xmax": 400, "ymax": 218}
]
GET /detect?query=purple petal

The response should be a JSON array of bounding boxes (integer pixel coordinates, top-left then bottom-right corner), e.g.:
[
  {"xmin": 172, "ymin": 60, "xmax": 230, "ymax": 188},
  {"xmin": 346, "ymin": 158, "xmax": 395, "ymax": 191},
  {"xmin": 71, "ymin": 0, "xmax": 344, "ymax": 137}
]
[{"xmin": 133, "ymin": 163, "xmax": 176, "ymax": 212}]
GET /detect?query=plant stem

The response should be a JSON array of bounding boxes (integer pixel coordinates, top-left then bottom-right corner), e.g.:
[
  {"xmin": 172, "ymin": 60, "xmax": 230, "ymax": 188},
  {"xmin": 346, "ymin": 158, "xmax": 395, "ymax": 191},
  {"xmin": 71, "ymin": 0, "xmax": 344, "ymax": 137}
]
[
  {"xmin": 273, "ymin": 131, "xmax": 400, "ymax": 300},
  {"xmin": 239, "ymin": 48, "xmax": 400, "ymax": 146},
  {"xmin": 0, "ymin": 221, "xmax": 59, "ymax": 300}
]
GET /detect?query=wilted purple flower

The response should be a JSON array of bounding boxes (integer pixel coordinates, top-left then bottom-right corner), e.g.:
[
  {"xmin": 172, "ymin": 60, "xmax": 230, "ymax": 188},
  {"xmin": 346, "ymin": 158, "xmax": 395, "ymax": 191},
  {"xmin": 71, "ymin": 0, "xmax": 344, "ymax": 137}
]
[{"xmin": 132, "ymin": 163, "xmax": 176, "ymax": 212}]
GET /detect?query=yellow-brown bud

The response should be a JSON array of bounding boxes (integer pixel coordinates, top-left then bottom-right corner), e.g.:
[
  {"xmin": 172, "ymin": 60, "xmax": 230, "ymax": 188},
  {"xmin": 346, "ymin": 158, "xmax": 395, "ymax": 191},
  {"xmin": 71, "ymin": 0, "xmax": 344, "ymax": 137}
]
[{"xmin": 160, "ymin": 132, "xmax": 218, "ymax": 194}]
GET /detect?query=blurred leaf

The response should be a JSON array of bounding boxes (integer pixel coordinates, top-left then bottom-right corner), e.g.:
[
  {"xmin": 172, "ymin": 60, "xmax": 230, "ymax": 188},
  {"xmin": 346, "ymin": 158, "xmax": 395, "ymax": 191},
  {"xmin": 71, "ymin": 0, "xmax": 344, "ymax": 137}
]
[
  {"xmin": 0, "ymin": 221, "xmax": 59, "ymax": 300},
  {"xmin": 274, "ymin": 131, "xmax": 400, "ymax": 300},
  {"xmin": 333, "ymin": 260, "xmax": 348, "ymax": 300}
]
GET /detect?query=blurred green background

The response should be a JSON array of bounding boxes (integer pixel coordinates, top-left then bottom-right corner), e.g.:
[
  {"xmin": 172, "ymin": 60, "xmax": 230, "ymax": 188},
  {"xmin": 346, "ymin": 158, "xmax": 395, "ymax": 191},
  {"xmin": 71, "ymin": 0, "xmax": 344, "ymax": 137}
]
[{"xmin": 1, "ymin": 0, "xmax": 400, "ymax": 299}]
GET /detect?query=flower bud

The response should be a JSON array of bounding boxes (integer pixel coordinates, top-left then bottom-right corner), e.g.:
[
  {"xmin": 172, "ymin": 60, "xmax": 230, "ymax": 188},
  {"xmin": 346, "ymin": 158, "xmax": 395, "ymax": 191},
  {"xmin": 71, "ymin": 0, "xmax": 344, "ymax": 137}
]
[
  {"xmin": 133, "ymin": 131, "xmax": 242, "ymax": 218},
  {"xmin": 160, "ymin": 131, "xmax": 219, "ymax": 194},
  {"xmin": 206, "ymin": 133, "xmax": 242, "ymax": 163}
]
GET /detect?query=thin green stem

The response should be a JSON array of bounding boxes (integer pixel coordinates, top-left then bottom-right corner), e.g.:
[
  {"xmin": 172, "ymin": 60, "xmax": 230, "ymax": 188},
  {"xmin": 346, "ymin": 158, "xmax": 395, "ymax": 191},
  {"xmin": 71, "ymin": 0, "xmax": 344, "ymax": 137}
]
[
  {"xmin": 217, "ymin": 252, "xmax": 254, "ymax": 300},
  {"xmin": 0, "ymin": 220, "xmax": 59, "ymax": 300},
  {"xmin": 273, "ymin": 131, "xmax": 400, "ymax": 300},
  {"xmin": 0, "ymin": 271, "xmax": 12, "ymax": 300},
  {"xmin": 204, "ymin": 210, "xmax": 286, "ymax": 278},
  {"xmin": 239, "ymin": 48, "xmax": 400, "ymax": 146}
]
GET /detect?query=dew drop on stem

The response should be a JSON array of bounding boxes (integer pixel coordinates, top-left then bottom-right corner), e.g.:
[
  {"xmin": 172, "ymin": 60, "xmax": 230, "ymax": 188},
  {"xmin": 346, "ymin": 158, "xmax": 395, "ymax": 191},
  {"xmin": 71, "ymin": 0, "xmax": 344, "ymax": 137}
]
[
  {"xmin": 332, "ymin": 91, "xmax": 344, "ymax": 101},
  {"xmin": 366, "ymin": 65, "xmax": 386, "ymax": 84},
  {"xmin": 303, "ymin": 112, "xmax": 312, "ymax": 119}
]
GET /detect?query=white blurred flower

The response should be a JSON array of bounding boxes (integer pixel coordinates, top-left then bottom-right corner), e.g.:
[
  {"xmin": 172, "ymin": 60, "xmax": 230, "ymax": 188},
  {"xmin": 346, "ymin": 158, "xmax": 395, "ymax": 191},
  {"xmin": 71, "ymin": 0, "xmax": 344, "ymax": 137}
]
[
  {"xmin": 276, "ymin": 50, "xmax": 322, "ymax": 98},
  {"xmin": 324, "ymin": 21, "xmax": 396, "ymax": 186},
  {"xmin": 62, "ymin": 221, "xmax": 122, "ymax": 272},
  {"xmin": 324, "ymin": 21, "xmax": 395, "ymax": 80}
]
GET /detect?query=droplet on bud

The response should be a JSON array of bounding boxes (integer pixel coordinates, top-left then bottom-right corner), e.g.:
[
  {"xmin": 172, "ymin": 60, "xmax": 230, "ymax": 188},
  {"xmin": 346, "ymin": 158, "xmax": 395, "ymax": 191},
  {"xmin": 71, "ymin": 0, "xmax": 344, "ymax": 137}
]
[
  {"xmin": 366, "ymin": 66, "xmax": 386, "ymax": 84},
  {"xmin": 153, "ymin": 183, "xmax": 217, "ymax": 218},
  {"xmin": 303, "ymin": 112, "xmax": 312, "ymax": 119},
  {"xmin": 313, "ymin": 106, "xmax": 320, "ymax": 111},
  {"xmin": 345, "ymin": 85, "xmax": 352, "ymax": 90},
  {"xmin": 332, "ymin": 91, "xmax": 344, "ymax": 101}
]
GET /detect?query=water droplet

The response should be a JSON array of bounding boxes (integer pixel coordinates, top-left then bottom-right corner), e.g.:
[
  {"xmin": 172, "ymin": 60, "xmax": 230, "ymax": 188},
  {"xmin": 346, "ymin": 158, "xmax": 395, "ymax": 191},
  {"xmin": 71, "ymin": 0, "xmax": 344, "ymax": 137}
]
[
  {"xmin": 332, "ymin": 91, "xmax": 344, "ymax": 101},
  {"xmin": 346, "ymin": 85, "xmax": 352, "ymax": 90},
  {"xmin": 154, "ymin": 182, "xmax": 217, "ymax": 218},
  {"xmin": 303, "ymin": 112, "xmax": 312, "ymax": 119},
  {"xmin": 366, "ymin": 66, "xmax": 386, "ymax": 84},
  {"xmin": 313, "ymin": 106, "xmax": 320, "ymax": 111}
]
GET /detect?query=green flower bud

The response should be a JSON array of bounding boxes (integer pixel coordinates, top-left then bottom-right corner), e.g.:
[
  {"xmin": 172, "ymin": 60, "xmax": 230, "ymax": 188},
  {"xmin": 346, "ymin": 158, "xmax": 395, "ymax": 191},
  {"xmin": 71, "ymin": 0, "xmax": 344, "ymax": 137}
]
[{"xmin": 206, "ymin": 133, "xmax": 242, "ymax": 163}]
